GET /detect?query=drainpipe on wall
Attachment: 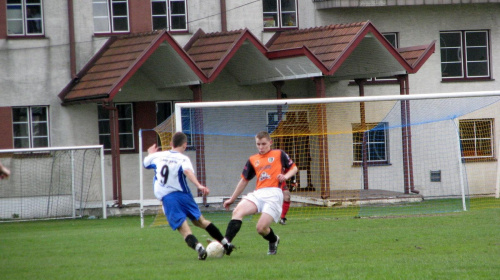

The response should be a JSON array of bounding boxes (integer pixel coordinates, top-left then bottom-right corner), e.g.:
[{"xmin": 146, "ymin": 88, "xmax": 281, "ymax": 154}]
[
  {"xmin": 220, "ymin": 0, "xmax": 227, "ymax": 32},
  {"xmin": 67, "ymin": 0, "xmax": 76, "ymax": 78}
]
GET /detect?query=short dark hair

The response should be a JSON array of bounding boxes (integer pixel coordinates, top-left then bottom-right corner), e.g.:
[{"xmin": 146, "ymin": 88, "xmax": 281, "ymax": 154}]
[
  {"xmin": 255, "ymin": 131, "xmax": 271, "ymax": 141},
  {"xmin": 171, "ymin": 132, "xmax": 187, "ymax": 148}
]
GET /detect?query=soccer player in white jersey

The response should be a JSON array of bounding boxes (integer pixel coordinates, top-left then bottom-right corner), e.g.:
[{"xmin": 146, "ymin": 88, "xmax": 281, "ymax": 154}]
[{"xmin": 143, "ymin": 132, "xmax": 231, "ymax": 260}]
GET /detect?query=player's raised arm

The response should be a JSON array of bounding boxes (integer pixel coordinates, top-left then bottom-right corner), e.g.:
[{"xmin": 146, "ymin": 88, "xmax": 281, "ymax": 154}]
[
  {"xmin": 223, "ymin": 178, "xmax": 249, "ymax": 210},
  {"xmin": 0, "ymin": 162, "xmax": 10, "ymax": 179},
  {"xmin": 147, "ymin": 144, "xmax": 160, "ymax": 155},
  {"xmin": 184, "ymin": 169, "xmax": 209, "ymax": 195}
]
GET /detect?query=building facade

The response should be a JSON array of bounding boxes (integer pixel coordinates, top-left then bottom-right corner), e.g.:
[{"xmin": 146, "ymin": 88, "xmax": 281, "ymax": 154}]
[{"xmin": 1, "ymin": 0, "xmax": 499, "ymax": 205}]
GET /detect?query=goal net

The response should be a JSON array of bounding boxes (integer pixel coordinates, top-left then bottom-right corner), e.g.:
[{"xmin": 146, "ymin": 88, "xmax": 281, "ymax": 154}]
[
  {"xmin": 0, "ymin": 146, "xmax": 106, "ymax": 222},
  {"xmin": 142, "ymin": 91, "xmax": 500, "ymax": 226}
]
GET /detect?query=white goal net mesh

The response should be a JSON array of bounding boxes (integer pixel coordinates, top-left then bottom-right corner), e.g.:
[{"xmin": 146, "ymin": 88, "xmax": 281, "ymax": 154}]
[
  {"xmin": 144, "ymin": 92, "xmax": 500, "ymax": 226},
  {"xmin": 0, "ymin": 146, "xmax": 105, "ymax": 221}
]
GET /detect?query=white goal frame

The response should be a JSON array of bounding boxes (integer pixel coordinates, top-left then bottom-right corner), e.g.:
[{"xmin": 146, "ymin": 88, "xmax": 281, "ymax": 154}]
[
  {"xmin": 0, "ymin": 145, "xmax": 107, "ymax": 221},
  {"xmin": 139, "ymin": 90, "xmax": 500, "ymax": 228},
  {"xmin": 174, "ymin": 90, "xmax": 500, "ymax": 196}
]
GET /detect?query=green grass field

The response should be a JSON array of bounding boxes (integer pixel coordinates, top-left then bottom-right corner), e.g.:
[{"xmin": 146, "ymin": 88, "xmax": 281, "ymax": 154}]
[{"xmin": 1, "ymin": 208, "xmax": 499, "ymax": 280}]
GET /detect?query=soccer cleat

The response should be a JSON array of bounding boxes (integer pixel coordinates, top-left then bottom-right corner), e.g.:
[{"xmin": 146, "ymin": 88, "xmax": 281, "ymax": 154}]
[
  {"xmin": 197, "ymin": 246, "xmax": 207, "ymax": 260},
  {"xmin": 268, "ymin": 235, "xmax": 280, "ymax": 255},
  {"xmin": 279, "ymin": 218, "xmax": 287, "ymax": 225},
  {"xmin": 223, "ymin": 242, "xmax": 236, "ymax": 256}
]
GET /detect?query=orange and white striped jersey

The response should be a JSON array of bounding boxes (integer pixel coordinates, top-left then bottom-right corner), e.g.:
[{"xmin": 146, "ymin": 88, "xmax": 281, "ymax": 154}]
[{"xmin": 241, "ymin": 149, "xmax": 296, "ymax": 190}]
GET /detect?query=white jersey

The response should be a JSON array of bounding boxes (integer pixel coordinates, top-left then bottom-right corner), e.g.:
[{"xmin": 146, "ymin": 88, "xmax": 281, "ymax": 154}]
[{"xmin": 143, "ymin": 150, "xmax": 194, "ymax": 200}]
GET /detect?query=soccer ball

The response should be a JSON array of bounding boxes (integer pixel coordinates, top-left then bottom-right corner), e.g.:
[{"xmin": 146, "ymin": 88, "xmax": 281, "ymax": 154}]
[{"xmin": 206, "ymin": 241, "xmax": 225, "ymax": 258}]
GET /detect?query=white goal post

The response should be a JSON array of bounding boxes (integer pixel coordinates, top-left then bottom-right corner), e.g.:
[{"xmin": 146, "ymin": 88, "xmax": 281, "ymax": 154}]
[
  {"xmin": 174, "ymin": 90, "xmax": 500, "ymax": 195},
  {"xmin": 0, "ymin": 145, "xmax": 106, "ymax": 222},
  {"xmin": 139, "ymin": 90, "xmax": 500, "ymax": 227}
]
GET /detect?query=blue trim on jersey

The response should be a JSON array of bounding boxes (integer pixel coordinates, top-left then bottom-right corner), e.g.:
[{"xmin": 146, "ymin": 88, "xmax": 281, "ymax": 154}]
[
  {"xmin": 178, "ymin": 167, "xmax": 191, "ymax": 194},
  {"xmin": 147, "ymin": 163, "xmax": 158, "ymax": 194}
]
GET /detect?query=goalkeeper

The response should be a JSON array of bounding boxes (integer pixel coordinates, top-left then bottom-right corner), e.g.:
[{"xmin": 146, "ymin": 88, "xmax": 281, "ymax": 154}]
[
  {"xmin": 223, "ymin": 131, "xmax": 298, "ymax": 255},
  {"xmin": 143, "ymin": 132, "xmax": 231, "ymax": 260}
]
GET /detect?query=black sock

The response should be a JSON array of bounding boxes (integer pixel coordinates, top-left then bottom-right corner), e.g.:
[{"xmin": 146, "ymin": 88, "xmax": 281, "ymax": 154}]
[
  {"xmin": 185, "ymin": 234, "xmax": 198, "ymax": 250},
  {"xmin": 225, "ymin": 219, "xmax": 242, "ymax": 242},
  {"xmin": 205, "ymin": 223, "xmax": 224, "ymax": 242},
  {"xmin": 263, "ymin": 228, "xmax": 277, "ymax": 243}
]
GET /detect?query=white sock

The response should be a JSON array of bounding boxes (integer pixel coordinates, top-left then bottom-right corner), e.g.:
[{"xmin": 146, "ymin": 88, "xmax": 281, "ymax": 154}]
[{"xmin": 195, "ymin": 243, "xmax": 204, "ymax": 251}]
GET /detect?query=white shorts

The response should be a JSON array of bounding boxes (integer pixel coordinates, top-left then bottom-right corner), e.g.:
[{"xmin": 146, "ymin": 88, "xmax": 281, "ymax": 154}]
[{"xmin": 242, "ymin": 187, "xmax": 283, "ymax": 223}]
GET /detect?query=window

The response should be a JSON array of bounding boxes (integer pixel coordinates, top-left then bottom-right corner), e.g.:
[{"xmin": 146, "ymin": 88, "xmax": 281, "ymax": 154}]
[
  {"xmin": 151, "ymin": 0, "xmax": 187, "ymax": 31},
  {"xmin": 98, "ymin": 104, "xmax": 134, "ymax": 150},
  {"xmin": 383, "ymin": 32, "xmax": 399, "ymax": 49},
  {"xmin": 352, "ymin": 123, "xmax": 388, "ymax": 163},
  {"xmin": 6, "ymin": 0, "xmax": 44, "ymax": 36},
  {"xmin": 155, "ymin": 101, "xmax": 194, "ymax": 147},
  {"xmin": 263, "ymin": 0, "xmax": 297, "ymax": 30},
  {"xmin": 440, "ymin": 30, "xmax": 490, "ymax": 79},
  {"xmin": 459, "ymin": 119, "xmax": 493, "ymax": 159},
  {"xmin": 93, "ymin": 0, "xmax": 129, "ymax": 33},
  {"xmin": 12, "ymin": 106, "xmax": 49, "ymax": 148},
  {"xmin": 177, "ymin": 102, "xmax": 195, "ymax": 148}
]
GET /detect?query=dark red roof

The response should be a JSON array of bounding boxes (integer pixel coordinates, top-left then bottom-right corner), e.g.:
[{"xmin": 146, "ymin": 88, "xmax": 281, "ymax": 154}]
[
  {"xmin": 397, "ymin": 42, "xmax": 436, "ymax": 73},
  {"xmin": 184, "ymin": 28, "xmax": 267, "ymax": 82},
  {"xmin": 59, "ymin": 22, "xmax": 435, "ymax": 104},
  {"xmin": 59, "ymin": 30, "xmax": 204, "ymax": 104},
  {"xmin": 266, "ymin": 21, "xmax": 434, "ymax": 75},
  {"xmin": 266, "ymin": 22, "xmax": 367, "ymax": 70}
]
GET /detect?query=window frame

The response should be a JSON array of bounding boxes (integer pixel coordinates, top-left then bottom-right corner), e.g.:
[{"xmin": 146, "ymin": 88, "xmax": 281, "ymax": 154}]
[
  {"xmin": 263, "ymin": 0, "xmax": 298, "ymax": 31},
  {"xmin": 155, "ymin": 100, "xmax": 194, "ymax": 148},
  {"xmin": 12, "ymin": 106, "xmax": 50, "ymax": 148},
  {"xmin": 440, "ymin": 30, "xmax": 491, "ymax": 81},
  {"xmin": 98, "ymin": 103, "xmax": 135, "ymax": 151},
  {"xmin": 459, "ymin": 118, "xmax": 494, "ymax": 160},
  {"xmin": 93, "ymin": 0, "xmax": 130, "ymax": 34},
  {"xmin": 174, "ymin": 101, "xmax": 195, "ymax": 149},
  {"xmin": 151, "ymin": 0, "xmax": 188, "ymax": 32},
  {"xmin": 352, "ymin": 122, "xmax": 389, "ymax": 165},
  {"xmin": 6, "ymin": 0, "xmax": 44, "ymax": 37}
]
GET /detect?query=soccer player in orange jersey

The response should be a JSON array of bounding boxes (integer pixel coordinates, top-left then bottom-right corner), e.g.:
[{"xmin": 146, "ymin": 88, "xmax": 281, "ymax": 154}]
[{"xmin": 223, "ymin": 131, "xmax": 298, "ymax": 255}]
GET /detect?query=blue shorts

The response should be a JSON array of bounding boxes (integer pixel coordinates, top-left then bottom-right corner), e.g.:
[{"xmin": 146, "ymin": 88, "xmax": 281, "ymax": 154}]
[{"xmin": 162, "ymin": 191, "xmax": 202, "ymax": 231}]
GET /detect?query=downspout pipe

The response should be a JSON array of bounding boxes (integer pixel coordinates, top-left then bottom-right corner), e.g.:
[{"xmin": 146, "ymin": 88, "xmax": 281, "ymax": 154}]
[
  {"xmin": 67, "ymin": 0, "xmax": 76, "ymax": 78},
  {"xmin": 220, "ymin": 0, "xmax": 227, "ymax": 32}
]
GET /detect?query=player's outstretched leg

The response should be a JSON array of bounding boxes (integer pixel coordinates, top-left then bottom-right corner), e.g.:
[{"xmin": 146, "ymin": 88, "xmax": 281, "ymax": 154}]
[
  {"xmin": 263, "ymin": 228, "xmax": 280, "ymax": 255},
  {"xmin": 185, "ymin": 234, "xmax": 207, "ymax": 260},
  {"xmin": 268, "ymin": 235, "xmax": 280, "ymax": 255},
  {"xmin": 223, "ymin": 219, "xmax": 242, "ymax": 256}
]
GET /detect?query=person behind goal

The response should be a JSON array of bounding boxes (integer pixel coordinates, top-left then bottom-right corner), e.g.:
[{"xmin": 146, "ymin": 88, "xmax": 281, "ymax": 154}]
[
  {"xmin": 279, "ymin": 173, "xmax": 296, "ymax": 225},
  {"xmin": 223, "ymin": 131, "xmax": 298, "ymax": 255}
]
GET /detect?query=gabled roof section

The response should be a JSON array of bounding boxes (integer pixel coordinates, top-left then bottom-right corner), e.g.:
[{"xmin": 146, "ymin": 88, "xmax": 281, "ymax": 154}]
[
  {"xmin": 397, "ymin": 41, "xmax": 436, "ymax": 73},
  {"xmin": 265, "ymin": 21, "xmax": 434, "ymax": 77},
  {"xmin": 184, "ymin": 28, "xmax": 268, "ymax": 82},
  {"xmin": 59, "ymin": 30, "xmax": 205, "ymax": 105},
  {"xmin": 266, "ymin": 22, "xmax": 369, "ymax": 71}
]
